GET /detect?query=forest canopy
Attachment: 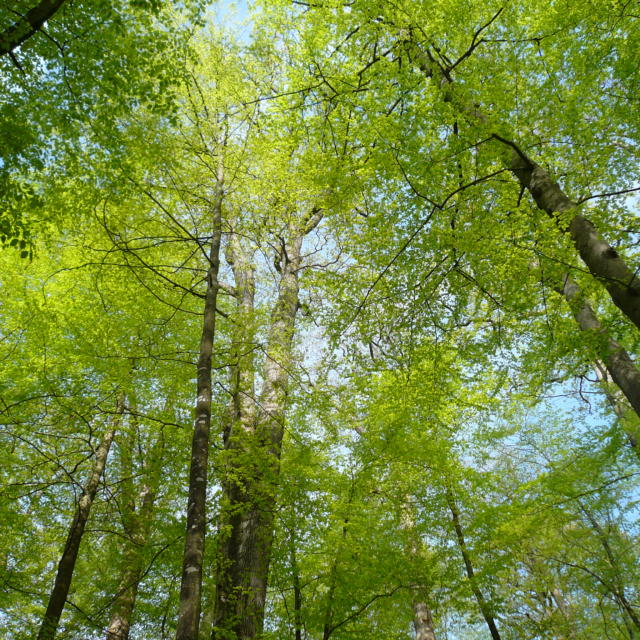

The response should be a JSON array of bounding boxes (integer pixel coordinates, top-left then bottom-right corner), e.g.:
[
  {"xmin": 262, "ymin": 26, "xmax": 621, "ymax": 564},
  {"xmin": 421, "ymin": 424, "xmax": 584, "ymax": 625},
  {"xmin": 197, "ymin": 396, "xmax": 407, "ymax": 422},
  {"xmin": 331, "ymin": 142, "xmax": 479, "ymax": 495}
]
[{"xmin": 0, "ymin": 1, "xmax": 639, "ymax": 639}]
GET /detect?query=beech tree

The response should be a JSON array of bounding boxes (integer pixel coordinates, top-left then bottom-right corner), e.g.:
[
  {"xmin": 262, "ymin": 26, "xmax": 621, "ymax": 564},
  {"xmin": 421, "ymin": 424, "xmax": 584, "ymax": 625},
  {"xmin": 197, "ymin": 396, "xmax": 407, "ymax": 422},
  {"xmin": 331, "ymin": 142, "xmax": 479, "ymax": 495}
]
[{"xmin": 1, "ymin": 2, "xmax": 640, "ymax": 640}]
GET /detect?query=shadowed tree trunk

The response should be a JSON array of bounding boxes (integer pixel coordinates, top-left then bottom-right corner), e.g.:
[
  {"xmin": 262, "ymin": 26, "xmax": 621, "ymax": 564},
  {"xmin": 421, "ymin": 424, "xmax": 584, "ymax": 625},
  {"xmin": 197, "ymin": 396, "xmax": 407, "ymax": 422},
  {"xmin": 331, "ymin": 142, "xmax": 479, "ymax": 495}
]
[
  {"xmin": 511, "ymin": 157, "xmax": 640, "ymax": 331},
  {"xmin": 212, "ymin": 209, "xmax": 322, "ymax": 640},
  {"xmin": 106, "ymin": 418, "xmax": 164, "ymax": 640},
  {"xmin": 37, "ymin": 392, "xmax": 125, "ymax": 640},
  {"xmin": 0, "ymin": 0, "xmax": 67, "ymax": 58},
  {"xmin": 175, "ymin": 164, "xmax": 224, "ymax": 640},
  {"xmin": 290, "ymin": 537, "xmax": 303, "ymax": 640},
  {"xmin": 400, "ymin": 502, "xmax": 437, "ymax": 640}
]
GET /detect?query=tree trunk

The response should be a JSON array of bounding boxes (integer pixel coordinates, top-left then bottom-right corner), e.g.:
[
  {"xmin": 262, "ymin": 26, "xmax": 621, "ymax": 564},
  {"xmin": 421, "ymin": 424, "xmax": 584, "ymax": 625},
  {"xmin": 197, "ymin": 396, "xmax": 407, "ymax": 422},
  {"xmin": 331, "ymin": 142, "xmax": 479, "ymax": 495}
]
[
  {"xmin": 413, "ymin": 601, "xmax": 437, "ymax": 640},
  {"xmin": 399, "ymin": 503, "xmax": 437, "ymax": 640},
  {"xmin": 106, "ymin": 423, "xmax": 164, "ymax": 640},
  {"xmin": 512, "ymin": 158, "xmax": 640, "ymax": 331},
  {"xmin": 523, "ymin": 551, "xmax": 578, "ymax": 639},
  {"xmin": 37, "ymin": 393, "xmax": 124, "ymax": 640},
  {"xmin": 406, "ymin": 39, "xmax": 640, "ymax": 332},
  {"xmin": 213, "ymin": 211, "xmax": 322, "ymax": 640},
  {"xmin": 549, "ymin": 589, "xmax": 579, "ymax": 640},
  {"xmin": 212, "ymin": 233, "xmax": 258, "ymax": 639},
  {"xmin": 0, "ymin": 0, "xmax": 67, "ymax": 58},
  {"xmin": 105, "ymin": 484, "xmax": 157, "ymax": 640},
  {"xmin": 557, "ymin": 275, "xmax": 640, "ymax": 433},
  {"xmin": 445, "ymin": 489, "xmax": 501, "ymax": 640},
  {"xmin": 175, "ymin": 167, "xmax": 224, "ymax": 640}
]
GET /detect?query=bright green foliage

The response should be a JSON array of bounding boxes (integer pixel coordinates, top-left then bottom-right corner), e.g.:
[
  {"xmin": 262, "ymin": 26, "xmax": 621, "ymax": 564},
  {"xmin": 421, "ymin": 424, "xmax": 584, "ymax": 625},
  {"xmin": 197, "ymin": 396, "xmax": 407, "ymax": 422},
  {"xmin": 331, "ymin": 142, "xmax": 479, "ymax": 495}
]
[
  {"xmin": 1, "ymin": 2, "xmax": 640, "ymax": 639},
  {"xmin": 0, "ymin": 0, "xmax": 206, "ymax": 249}
]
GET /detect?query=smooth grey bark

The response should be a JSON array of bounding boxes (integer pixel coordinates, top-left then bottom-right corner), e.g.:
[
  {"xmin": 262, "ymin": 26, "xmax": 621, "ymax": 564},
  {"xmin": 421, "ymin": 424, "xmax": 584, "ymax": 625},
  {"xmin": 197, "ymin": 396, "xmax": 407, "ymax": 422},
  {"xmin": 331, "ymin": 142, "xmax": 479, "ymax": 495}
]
[
  {"xmin": 413, "ymin": 602, "xmax": 437, "ymax": 640},
  {"xmin": 511, "ymin": 157, "xmax": 640, "ymax": 331},
  {"xmin": 213, "ymin": 210, "xmax": 322, "ymax": 640},
  {"xmin": 212, "ymin": 233, "xmax": 258, "ymax": 639},
  {"xmin": 557, "ymin": 276, "xmax": 640, "ymax": 437},
  {"xmin": 406, "ymin": 39, "xmax": 640, "ymax": 332},
  {"xmin": 0, "ymin": 0, "xmax": 67, "ymax": 57},
  {"xmin": 400, "ymin": 504, "xmax": 437, "ymax": 640},
  {"xmin": 176, "ymin": 166, "xmax": 224, "ymax": 640},
  {"xmin": 445, "ymin": 489, "xmax": 502, "ymax": 640},
  {"xmin": 106, "ymin": 422, "xmax": 163, "ymax": 640},
  {"xmin": 37, "ymin": 393, "xmax": 124, "ymax": 640}
]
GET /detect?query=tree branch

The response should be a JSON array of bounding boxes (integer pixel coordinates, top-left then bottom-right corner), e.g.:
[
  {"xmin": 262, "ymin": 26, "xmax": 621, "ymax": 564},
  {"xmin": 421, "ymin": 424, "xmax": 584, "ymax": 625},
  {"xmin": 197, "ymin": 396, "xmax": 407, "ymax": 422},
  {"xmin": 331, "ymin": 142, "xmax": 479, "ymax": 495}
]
[{"xmin": 0, "ymin": 0, "xmax": 67, "ymax": 58}]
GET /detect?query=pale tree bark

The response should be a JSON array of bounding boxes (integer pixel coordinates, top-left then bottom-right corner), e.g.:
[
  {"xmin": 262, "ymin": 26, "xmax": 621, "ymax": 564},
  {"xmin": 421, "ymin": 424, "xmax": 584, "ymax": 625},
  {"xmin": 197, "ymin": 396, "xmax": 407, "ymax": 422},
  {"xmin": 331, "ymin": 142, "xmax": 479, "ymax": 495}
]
[
  {"xmin": 105, "ymin": 416, "xmax": 164, "ymax": 640},
  {"xmin": 212, "ymin": 232, "xmax": 258, "ymax": 638},
  {"xmin": 223, "ymin": 231, "xmax": 258, "ymax": 450},
  {"xmin": 406, "ymin": 39, "xmax": 640, "ymax": 332},
  {"xmin": 444, "ymin": 488, "xmax": 501, "ymax": 640},
  {"xmin": 175, "ymin": 164, "xmax": 224, "ymax": 640},
  {"xmin": 37, "ymin": 392, "xmax": 125, "ymax": 640},
  {"xmin": 413, "ymin": 602, "xmax": 437, "ymax": 640},
  {"xmin": 0, "ymin": 0, "xmax": 67, "ymax": 58},
  {"xmin": 212, "ymin": 209, "xmax": 323, "ymax": 640},
  {"xmin": 556, "ymin": 276, "xmax": 640, "ymax": 444},
  {"xmin": 400, "ymin": 503, "xmax": 437, "ymax": 640}
]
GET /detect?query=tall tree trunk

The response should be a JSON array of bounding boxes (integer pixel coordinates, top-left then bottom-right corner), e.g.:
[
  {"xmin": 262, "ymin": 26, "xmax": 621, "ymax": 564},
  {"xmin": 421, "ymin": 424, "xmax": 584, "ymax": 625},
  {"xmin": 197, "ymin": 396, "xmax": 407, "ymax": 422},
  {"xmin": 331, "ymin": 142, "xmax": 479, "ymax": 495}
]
[
  {"xmin": 37, "ymin": 393, "xmax": 125, "ymax": 640},
  {"xmin": 413, "ymin": 602, "xmax": 437, "ymax": 640},
  {"xmin": 406, "ymin": 40, "xmax": 640, "ymax": 331},
  {"xmin": 557, "ymin": 275, "xmax": 640, "ymax": 437},
  {"xmin": 511, "ymin": 157, "xmax": 640, "ymax": 331},
  {"xmin": 444, "ymin": 489, "xmax": 501, "ymax": 640},
  {"xmin": 212, "ymin": 232, "xmax": 258, "ymax": 639},
  {"xmin": 106, "ymin": 422, "xmax": 164, "ymax": 640},
  {"xmin": 176, "ymin": 166, "xmax": 224, "ymax": 640},
  {"xmin": 400, "ymin": 503, "xmax": 437, "ymax": 640},
  {"xmin": 0, "ymin": 0, "xmax": 67, "ymax": 58},
  {"xmin": 213, "ymin": 210, "xmax": 322, "ymax": 640}
]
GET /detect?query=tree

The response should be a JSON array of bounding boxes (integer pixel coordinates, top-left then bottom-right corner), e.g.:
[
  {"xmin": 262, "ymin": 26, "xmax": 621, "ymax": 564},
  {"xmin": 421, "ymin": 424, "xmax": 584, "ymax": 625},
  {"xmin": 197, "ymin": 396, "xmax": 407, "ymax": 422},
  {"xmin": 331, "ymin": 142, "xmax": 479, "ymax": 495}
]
[
  {"xmin": 2, "ymin": 3, "xmax": 640, "ymax": 639},
  {"xmin": 37, "ymin": 392, "xmax": 124, "ymax": 640}
]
